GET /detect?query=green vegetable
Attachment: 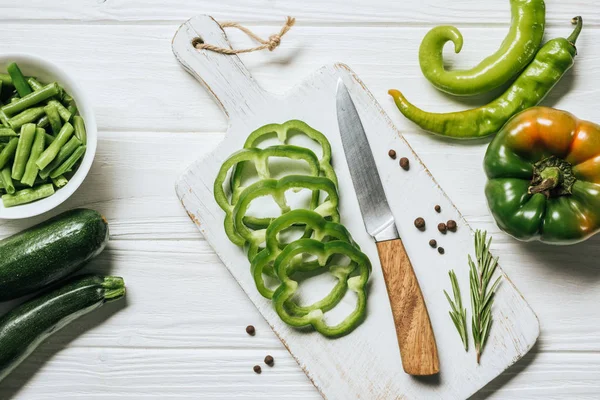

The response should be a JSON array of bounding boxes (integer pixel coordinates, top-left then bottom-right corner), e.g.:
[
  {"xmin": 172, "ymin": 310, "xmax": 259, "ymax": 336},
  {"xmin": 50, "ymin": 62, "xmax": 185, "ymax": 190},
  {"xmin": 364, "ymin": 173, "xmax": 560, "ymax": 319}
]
[
  {"xmin": 7, "ymin": 106, "xmax": 45, "ymax": 131},
  {"xmin": 39, "ymin": 136, "xmax": 81, "ymax": 179},
  {"xmin": 0, "ymin": 138, "xmax": 18, "ymax": 170},
  {"xmin": 1, "ymin": 82, "xmax": 60, "ymax": 117},
  {"xmin": 389, "ymin": 17, "xmax": 582, "ymax": 139},
  {"xmin": 44, "ymin": 102, "xmax": 63, "ymax": 134},
  {"xmin": 272, "ymin": 239, "xmax": 371, "ymax": 337},
  {"xmin": 20, "ymin": 127, "xmax": 46, "ymax": 186},
  {"xmin": 419, "ymin": 0, "xmax": 546, "ymax": 96},
  {"xmin": 231, "ymin": 175, "xmax": 340, "ymax": 247},
  {"xmin": 36, "ymin": 122, "xmax": 74, "ymax": 170},
  {"xmin": 51, "ymin": 175, "xmax": 68, "ymax": 188},
  {"xmin": 484, "ymin": 106, "xmax": 600, "ymax": 244},
  {"xmin": 47, "ymin": 99, "xmax": 71, "ymax": 122},
  {"xmin": 44, "ymin": 132, "xmax": 55, "ymax": 146},
  {"xmin": 73, "ymin": 115, "xmax": 86, "ymax": 144},
  {"xmin": 0, "ymin": 166, "xmax": 14, "ymax": 194},
  {"xmin": 0, "ymin": 209, "xmax": 108, "ymax": 299},
  {"xmin": 26, "ymin": 77, "xmax": 43, "ymax": 91},
  {"xmin": 250, "ymin": 209, "xmax": 357, "ymax": 299},
  {"xmin": 50, "ymin": 144, "xmax": 85, "ymax": 178},
  {"xmin": 0, "ymin": 274, "xmax": 125, "ymax": 383},
  {"xmin": 11, "ymin": 123, "xmax": 36, "ymax": 180},
  {"xmin": 6, "ymin": 63, "xmax": 32, "ymax": 97},
  {"xmin": 444, "ymin": 270, "xmax": 468, "ymax": 351},
  {"xmin": 2, "ymin": 183, "xmax": 54, "ymax": 207},
  {"xmin": 0, "ymin": 74, "xmax": 13, "ymax": 87},
  {"xmin": 469, "ymin": 231, "xmax": 502, "ymax": 364},
  {"xmin": 0, "ymin": 111, "xmax": 9, "ymax": 127},
  {"xmin": 0, "ymin": 127, "xmax": 17, "ymax": 140}
]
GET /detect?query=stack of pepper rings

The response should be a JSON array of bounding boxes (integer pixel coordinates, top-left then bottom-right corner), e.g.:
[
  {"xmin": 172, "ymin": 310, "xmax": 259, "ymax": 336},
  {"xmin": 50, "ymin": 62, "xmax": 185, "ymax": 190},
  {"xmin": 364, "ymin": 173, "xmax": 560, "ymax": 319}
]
[{"xmin": 214, "ymin": 120, "xmax": 371, "ymax": 337}]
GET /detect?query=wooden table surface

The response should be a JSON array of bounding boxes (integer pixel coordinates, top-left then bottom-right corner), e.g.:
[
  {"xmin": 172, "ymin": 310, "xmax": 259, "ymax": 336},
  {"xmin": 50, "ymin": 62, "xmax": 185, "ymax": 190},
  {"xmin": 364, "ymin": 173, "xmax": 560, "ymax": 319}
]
[{"xmin": 0, "ymin": 1, "xmax": 598, "ymax": 399}]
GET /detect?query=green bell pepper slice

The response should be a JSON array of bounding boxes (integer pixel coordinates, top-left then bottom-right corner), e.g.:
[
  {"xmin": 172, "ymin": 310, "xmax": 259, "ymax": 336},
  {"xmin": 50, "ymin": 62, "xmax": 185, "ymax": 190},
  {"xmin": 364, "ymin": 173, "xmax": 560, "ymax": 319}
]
[
  {"xmin": 231, "ymin": 120, "xmax": 338, "ymax": 196},
  {"xmin": 272, "ymin": 238, "xmax": 371, "ymax": 338},
  {"xmin": 229, "ymin": 175, "xmax": 340, "ymax": 248},
  {"xmin": 250, "ymin": 209, "xmax": 357, "ymax": 299}
]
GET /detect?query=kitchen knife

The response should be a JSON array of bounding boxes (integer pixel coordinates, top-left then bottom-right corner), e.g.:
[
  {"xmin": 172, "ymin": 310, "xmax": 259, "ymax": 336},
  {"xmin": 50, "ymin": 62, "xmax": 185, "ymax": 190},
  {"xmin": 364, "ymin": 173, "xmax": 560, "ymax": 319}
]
[{"xmin": 336, "ymin": 79, "xmax": 439, "ymax": 376}]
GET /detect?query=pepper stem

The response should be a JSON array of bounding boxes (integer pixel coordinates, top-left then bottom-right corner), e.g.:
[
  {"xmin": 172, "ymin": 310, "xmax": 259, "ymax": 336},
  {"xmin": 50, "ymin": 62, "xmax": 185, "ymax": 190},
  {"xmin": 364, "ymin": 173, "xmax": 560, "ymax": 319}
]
[
  {"xmin": 528, "ymin": 167, "xmax": 562, "ymax": 196},
  {"xmin": 568, "ymin": 16, "xmax": 583, "ymax": 45}
]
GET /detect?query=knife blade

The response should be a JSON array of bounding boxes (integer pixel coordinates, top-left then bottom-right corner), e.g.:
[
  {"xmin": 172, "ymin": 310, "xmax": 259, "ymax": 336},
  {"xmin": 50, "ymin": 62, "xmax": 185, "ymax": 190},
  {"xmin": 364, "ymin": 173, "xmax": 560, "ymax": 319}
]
[{"xmin": 336, "ymin": 79, "xmax": 439, "ymax": 376}]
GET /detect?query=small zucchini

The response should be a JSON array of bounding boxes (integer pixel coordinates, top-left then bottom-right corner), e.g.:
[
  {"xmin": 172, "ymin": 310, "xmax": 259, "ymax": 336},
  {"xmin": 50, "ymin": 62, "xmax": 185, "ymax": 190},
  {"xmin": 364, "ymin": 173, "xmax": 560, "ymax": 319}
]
[
  {"xmin": 0, "ymin": 208, "xmax": 109, "ymax": 301},
  {"xmin": 0, "ymin": 274, "xmax": 126, "ymax": 382}
]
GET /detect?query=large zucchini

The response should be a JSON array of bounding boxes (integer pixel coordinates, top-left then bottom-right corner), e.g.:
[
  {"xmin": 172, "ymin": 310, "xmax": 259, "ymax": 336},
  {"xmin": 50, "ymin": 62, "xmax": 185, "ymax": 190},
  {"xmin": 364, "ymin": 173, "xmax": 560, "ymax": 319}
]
[
  {"xmin": 0, "ymin": 274, "xmax": 125, "ymax": 382},
  {"xmin": 0, "ymin": 208, "xmax": 109, "ymax": 301}
]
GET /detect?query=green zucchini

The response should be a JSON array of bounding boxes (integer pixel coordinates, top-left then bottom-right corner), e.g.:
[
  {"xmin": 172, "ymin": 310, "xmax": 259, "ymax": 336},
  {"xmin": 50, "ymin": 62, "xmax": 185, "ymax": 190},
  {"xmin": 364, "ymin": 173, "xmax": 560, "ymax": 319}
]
[
  {"xmin": 0, "ymin": 274, "xmax": 125, "ymax": 382},
  {"xmin": 0, "ymin": 208, "xmax": 109, "ymax": 301}
]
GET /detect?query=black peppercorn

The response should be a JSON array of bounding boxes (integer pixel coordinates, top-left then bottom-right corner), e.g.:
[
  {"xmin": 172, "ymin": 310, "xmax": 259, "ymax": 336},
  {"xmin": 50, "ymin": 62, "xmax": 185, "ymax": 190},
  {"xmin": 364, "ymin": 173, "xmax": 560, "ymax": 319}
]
[
  {"xmin": 400, "ymin": 157, "xmax": 410, "ymax": 171},
  {"xmin": 438, "ymin": 222, "xmax": 447, "ymax": 234},
  {"xmin": 388, "ymin": 149, "xmax": 396, "ymax": 159},
  {"xmin": 429, "ymin": 239, "xmax": 437, "ymax": 248},
  {"xmin": 414, "ymin": 217, "xmax": 425, "ymax": 230},
  {"xmin": 264, "ymin": 355, "xmax": 274, "ymax": 366},
  {"xmin": 253, "ymin": 365, "xmax": 262, "ymax": 374},
  {"xmin": 246, "ymin": 325, "xmax": 255, "ymax": 336},
  {"xmin": 447, "ymin": 220, "xmax": 457, "ymax": 231},
  {"xmin": 438, "ymin": 247, "xmax": 445, "ymax": 254},
  {"xmin": 434, "ymin": 205, "xmax": 441, "ymax": 213}
]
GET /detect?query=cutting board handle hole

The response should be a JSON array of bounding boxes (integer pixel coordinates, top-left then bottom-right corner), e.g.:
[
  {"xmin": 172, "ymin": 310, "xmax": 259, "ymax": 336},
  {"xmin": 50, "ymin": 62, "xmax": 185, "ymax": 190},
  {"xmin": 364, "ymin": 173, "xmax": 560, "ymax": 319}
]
[{"xmin": 191, "ymin": 37, "xmax": 205, "ymax": 47}]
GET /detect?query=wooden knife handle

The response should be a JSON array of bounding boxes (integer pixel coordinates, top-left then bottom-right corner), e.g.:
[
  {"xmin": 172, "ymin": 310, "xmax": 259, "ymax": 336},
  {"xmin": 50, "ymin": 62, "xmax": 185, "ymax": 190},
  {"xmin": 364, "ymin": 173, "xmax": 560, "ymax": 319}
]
[{"xmin": 377, "ymin": 238, "xmax": 439, "ymax": 375}]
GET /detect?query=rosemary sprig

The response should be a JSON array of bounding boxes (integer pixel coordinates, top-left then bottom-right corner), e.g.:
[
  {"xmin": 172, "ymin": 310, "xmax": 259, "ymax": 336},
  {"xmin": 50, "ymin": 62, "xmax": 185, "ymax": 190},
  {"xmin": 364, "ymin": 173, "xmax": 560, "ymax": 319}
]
[
  {"xmin": 444, "ymin": 270, "xmax": 468, "ymax": 351},
  {"xmin": 470, "ymin": 230, "xmax": 502, "ymax": 364}
]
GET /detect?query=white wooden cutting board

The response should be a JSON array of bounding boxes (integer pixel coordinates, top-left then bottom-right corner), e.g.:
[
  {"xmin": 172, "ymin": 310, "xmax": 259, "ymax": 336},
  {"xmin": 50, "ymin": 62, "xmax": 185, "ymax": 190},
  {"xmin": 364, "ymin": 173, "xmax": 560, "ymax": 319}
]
[{"xmin": 173, "ymin": 15, "xmax": 539, "ymax": 400}]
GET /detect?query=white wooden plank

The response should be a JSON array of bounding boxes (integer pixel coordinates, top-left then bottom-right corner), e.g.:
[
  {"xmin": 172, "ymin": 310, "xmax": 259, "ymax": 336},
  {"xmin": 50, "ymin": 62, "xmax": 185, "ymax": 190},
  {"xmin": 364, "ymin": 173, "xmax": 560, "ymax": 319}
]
[
  {"xmin": 0, "ymin": 24, "xmax": 596, "ymax": 132},
  {"xmin": 1, "ymin": 0, "xmax": 599, "ymax": 25}
]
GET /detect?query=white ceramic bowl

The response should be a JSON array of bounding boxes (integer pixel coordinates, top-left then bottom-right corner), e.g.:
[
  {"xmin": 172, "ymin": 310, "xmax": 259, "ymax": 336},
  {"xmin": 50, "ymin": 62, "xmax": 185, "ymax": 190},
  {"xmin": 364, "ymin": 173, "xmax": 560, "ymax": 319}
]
[{"xmin": 0, "ymin": 54, "xmax": 97, "ymax": 219}]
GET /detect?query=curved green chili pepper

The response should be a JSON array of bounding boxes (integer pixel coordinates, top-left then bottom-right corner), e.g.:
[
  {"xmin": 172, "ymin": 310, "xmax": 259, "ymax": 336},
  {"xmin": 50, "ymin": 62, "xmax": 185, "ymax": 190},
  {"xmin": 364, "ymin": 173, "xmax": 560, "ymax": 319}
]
[
  {"xmin": 390, "ymin": 16, "xmax": 582, "ymax": 139},
  {"xmin": 272, "ymin": 239, "xmax": 371, "ymax": 338},
  {"xmin": 250, "ymin": 209, "xmax": 357, "ymax": 299},
  {"xmin": 229, "ymin": 175, "xmax": 340, "ymax": 248},
  {"xmin": 231, "ymin": 120, "xmax": 338, "ymax": 196},
  {"xmin": 419, "ymin": 0, "xmax": 545, "ymax": 96}
]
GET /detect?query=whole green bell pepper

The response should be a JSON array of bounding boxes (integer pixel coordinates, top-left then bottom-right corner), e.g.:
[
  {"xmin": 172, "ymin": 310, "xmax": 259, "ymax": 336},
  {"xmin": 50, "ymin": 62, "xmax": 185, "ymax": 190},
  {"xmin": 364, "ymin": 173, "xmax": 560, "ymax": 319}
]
[{"xmin": 484, "ymin": 106, "xmax": 600, "ymax": 244}]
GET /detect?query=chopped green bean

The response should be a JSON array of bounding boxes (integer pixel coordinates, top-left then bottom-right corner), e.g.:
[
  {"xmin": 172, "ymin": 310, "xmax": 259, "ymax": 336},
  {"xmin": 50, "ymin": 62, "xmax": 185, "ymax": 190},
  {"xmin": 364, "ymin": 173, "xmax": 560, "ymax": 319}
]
[
  {"xmin": 21, "ymin": 127, "xmax": 46, "ymax": 186},
  {"xmin": 8, "ymin": 107, "xmax": 45, "ymax": 130},
  {"xmin": 37, "ymin": 115, "xmax": 49, "ymax": 129},
  {"xmin": 0, "ymin": 111, "xmax": 10, "ymax": 127},
  {"xmin": 0, "ymin": 128, "xmax": 17, "ymax": 139},
  {"xmin": 39, "ymin": 136, "xmax": 81, "ymax": 179},
  {"xmin": 44, "ymin": 132, "xmax": 55, "ymax": 146},
  {"xmin": 26, "ymin": 77, "xmax": 44, "ymax": 91},
  {"xmin": 1, "ymin": 82, "xmax": 60, "ymax": 117},
  {"xmin": 47, "ymin": 100, "xmax": 71, "ymax": 122},
  {"xmin": 11, "ymin": 123, "xmax": 37, "ymax": 180},
  {"xmin": 2, "ymin": 183, "xmax": 54, "ymax": 207},
  {"xmin": 50, "ymin": 145, "xmax": 85, "ymax": 179},
  {"xmin": 7, "ymin": 63, "xmax": 32, "ymax": 97},
  {"xmin": 51, "ymin": 175, "xmax": 68, "ymax": 188},
  {"xmin": 0, "ymin": 74, "xmax": 12, "ymax": 87},
  {"xmin": 9, "ymin": 97, "xmax": 19, "ymax": 104},
  {"xmin": 1, "ymin": 166, "xmax": 15, "ymax": 194},
  {"xmin": 73, "ymin": 116, "xmax": 87, "ymax": 144},
  {"xmin": 44, "ymin": 102, "xmax": 62, "ymax": 134},
  {"xmin": 0, "ymin": 138, "xmax": 18, "ymax": 170},
  {"xmin": 67, "ymin": 104, "xmax": 77, "ymax": 117},
  {"xmin": 60, "ymin": 86, "xmax": 73, "ymax": 103},
  {"xmin": 36, "ymin": 122, "xmax": 73, "ymax": 170}
]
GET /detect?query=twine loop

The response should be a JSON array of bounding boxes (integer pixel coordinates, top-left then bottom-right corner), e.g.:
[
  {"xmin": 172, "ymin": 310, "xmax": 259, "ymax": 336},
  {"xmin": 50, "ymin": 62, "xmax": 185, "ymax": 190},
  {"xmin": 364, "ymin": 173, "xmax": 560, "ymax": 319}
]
[{"xmin": 195, "ymin": 16, "xmax": 295, "ymax": 55}]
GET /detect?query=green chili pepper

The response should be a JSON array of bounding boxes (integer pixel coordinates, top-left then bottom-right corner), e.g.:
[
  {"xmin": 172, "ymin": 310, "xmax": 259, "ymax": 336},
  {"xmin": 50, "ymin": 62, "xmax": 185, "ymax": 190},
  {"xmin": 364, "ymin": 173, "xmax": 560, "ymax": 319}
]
[
  {"xmin": 419, "ymin": 0, "xmax": 545, "ymax": 96},
  {"xmin": 272, "ymin": 238, "xmax": 371, "ymax": 338},
  {"xmin": 390, "ymin": 16, "xmax": 583, "ymax": 139},
  {"xmin": 250, "ymin": 209, "xmax": 357, "ymax": 299},
  {"xmin": 230, "ymin": 175, "xmax": 340, "ymax": 248},
  {"xmin": 231, "ymin": 120, "xmax": 338, "ymax": 198}
]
